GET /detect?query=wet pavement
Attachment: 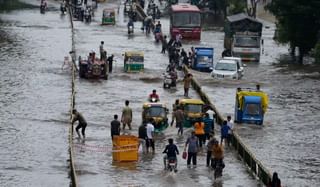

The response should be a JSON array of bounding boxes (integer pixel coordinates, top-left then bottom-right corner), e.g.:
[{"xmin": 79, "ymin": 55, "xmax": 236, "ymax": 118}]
[{"xmin": 0, "ymin": 0, "xmax": 319, "ymax": 186}]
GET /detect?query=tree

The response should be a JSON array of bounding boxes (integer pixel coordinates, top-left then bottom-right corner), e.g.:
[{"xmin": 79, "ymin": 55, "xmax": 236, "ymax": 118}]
[{"xmin": 267, "ymin": 0, "xmax": 320, "ymax": 64}]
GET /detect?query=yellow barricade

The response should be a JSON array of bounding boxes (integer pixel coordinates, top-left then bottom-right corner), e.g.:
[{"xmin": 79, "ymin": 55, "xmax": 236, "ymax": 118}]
[{"xmin": 112, "ymin": 135, "xmax": 139, "ymax": 162}]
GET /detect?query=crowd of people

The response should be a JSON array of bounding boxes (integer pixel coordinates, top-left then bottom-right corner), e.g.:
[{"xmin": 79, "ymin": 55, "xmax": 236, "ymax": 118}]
[{"xmin": 67, "ymin": 1, "xmax": 282, "ymax": 185}]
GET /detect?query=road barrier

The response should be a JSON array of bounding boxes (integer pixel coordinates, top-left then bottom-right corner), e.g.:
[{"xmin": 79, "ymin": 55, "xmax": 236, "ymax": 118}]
[
  {"xmin": 67, "ymin": 3, "xmax": 78, "ymax": 187},
  {"xmin": 183, "ymin": 67, "xmax": 272, "ymax": 185}
]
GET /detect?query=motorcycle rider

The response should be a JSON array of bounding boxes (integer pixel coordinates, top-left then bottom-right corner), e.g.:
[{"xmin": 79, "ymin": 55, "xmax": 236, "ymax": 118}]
[
  {"xmin": 127, "ymin": 19, "xmax": 134, "ymax": 34},
  {"xmin": 60, "ymin": 0, "xmax": 66, "ymax": 14},
  {"xmin": 84, "ymin": 7, "xmax": 91, "ymax": 22},
  {"xmin": 162, "ymin": 138, "xmax": 179, "ymax": 170},
  {"xmin": 149, "ymin": 89, "xmax": 159, "ymax": 102},
  {"xmin": 168, "ymin": 67, "xmax": 177, "ymax": 86},
  {"xmin": 154, "ymin": 21, "xmax": 162, "ymax": 33}
]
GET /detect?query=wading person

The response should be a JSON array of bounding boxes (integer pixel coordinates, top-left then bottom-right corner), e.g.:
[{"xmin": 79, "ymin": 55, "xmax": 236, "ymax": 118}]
[
  {"xmin": 72, "ymin": 109, "xmax": 87, "ymax": 139},
  {"xmin": 226, "ymin": 115, "xmax": 234, "ymax": 143},
  {"xmin": 138, "ymin": 122, "xmax": 147, "ymax": 153},
  {"xmin": 110, "ymin": 114, "xmax": 121, "ymax": 140},
  {"xmin": 121, "ymin": 100, "xmax": 132, "ymax": 130},
  {"xmin": 203, "ymin": 112, "xmax": 214, "ymax": 144},
  {"xmin": 99, "ymin": 41, "xmax": 104, "ymax": 60},
  {"xmin": 170, "ymin": 99, "xmax": 179, "ymax": 127},
  {"xmin": 185, "ymin": 131, "xmax": 199, "ymax": 168},
  {"xmin": 175, "ymin": 106, "xmax": 184, "ymax": 135},
  {"xmin": 194, "ymin": 118, "xmax": 205, "ymax": 148},
  {"xmin": 107, "ymin": 54, "xmax": 114, "ymax": 73},
  {"xmin": 206, "ymin": 135, "xmax": 216, "ymax": 167},
  {"xmin": 183, "ymin": 73, "xmax": 192, "ymax": 97},
  {"xmin": 146, "ymin": 118, "xmax": 155, "ymax": 153},
  {"xmin": 220, "ymin": 120, "xmax": 230, "ymax": 146}
]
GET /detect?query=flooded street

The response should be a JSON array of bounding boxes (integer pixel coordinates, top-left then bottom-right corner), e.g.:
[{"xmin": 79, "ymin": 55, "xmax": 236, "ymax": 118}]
[{"xmin": 0, "ymin": 0, "xmax": 319, "ymax": 186}]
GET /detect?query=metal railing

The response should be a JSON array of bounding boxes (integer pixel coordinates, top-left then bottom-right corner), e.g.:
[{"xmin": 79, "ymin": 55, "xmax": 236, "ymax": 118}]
[
  {"xmin": 67, "ymin": 3, "xmax": 78, "ymax": 187},
  {"xmin": 183, "ymin": 66, "xmax": 272, "ymax": 185}
]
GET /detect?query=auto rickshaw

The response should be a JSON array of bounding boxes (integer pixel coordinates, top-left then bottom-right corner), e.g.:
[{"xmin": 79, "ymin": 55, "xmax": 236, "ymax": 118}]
[
  {"xmin": 124, "ymin": 51, "xmax": 144, "ymax": 72},
  {"xmin": 102, "ymin": 8, "xmax": 116, "ymax": 25},
  {"xmin": 142, "ymin": 102, "xmax": 169, "ymax": 133},
  {"xmin": 179, "ymin": 99, "xmax": 205, "ymax": 128},
  {"xmin": 235, "ymin": 88, "xmax": 268, "ymax": 125}
]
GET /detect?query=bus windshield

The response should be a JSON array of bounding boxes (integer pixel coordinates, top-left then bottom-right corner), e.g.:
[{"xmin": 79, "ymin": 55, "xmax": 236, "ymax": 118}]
[
  {"xmin": 234, "ymin": 36, "xmax": 260, "ymax": 48},
  {"xmin": 172, "ymin": 12, "xmax": 201, "ymax": 27}
]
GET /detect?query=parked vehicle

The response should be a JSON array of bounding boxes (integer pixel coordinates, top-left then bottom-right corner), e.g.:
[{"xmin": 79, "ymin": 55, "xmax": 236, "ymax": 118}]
[
  {"xmin": 224, "ymin": 13, "xmax": 263, "ymax": 62},
  {"xmin": 234, "ymin": 88, "xmax": 269, "ymax": 125},
  {"xmin": 170, "ymin": 3, "xmax": 201, "ymax": 40},
  {"xmin": 179, "ymin": 99, "xmax": 204, "ymax": 128},
  {"xmin": 123, "ymin": 51, "xmax": 144, "ymax": 72},
  {"xmin": 210, "ymin": 58, "xmax": 244, "ymax": 80},
  {"xmin": 192, "ymin": 47, "xmax": 214, "ymax": 72},
  {"xmin": 142, "ymin": 102, "xmax": 169, "ymax": 132},
  {"xmin": 102, "ymin": 8, "xmax": 115, "ymax": 25}
]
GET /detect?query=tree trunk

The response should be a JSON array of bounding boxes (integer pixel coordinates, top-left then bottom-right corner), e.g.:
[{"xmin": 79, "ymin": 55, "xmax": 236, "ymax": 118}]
[{"xmin": 298, "ymin": 47, "xmax": 304, "ymax": 64}]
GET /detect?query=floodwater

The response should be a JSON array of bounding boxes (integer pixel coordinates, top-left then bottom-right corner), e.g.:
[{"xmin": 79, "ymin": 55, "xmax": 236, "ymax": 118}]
[{"xmin": 0, "ymin": 0, "xmax": 319, "ymax": 187}]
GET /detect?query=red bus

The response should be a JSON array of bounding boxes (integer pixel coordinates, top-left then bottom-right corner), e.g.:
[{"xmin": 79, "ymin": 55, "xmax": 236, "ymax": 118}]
[{"xmin": 170, "ymin": 3, "xmax": 201, "ymax": 40}]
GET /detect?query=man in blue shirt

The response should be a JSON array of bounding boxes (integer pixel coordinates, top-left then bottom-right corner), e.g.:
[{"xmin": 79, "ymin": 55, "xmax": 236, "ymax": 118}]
[
  {"xmin": 220, "ymin": 120, "xmax": 231, "ymax": 146},
  {"xmin": 203, "ymin": 112, "xmax": 214, "ymax": 144}
]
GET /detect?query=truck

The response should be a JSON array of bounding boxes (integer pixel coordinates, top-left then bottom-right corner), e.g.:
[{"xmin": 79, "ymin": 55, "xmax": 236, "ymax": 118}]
[
  {"xmin": 224, "ymin": 13, "xmax": 263, "ymax": 62},
  {"xmin": 234, "ymin": 88, "xmax": 268, "ymax": 125}
]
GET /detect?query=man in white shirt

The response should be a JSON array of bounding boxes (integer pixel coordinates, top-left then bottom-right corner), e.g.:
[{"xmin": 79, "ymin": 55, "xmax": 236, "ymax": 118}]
[
  {"xmin": 146, "ymin": 118, "xmax": 155, "ymax": 153},
  {"xmin": 227, "ymin": 116, "xmax": 234, "ymax": 143}
]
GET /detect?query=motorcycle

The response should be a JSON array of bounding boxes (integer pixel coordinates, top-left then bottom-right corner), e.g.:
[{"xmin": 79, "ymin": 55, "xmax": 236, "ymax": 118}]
[
  {"xmin": 128, "ymin": 25, "xmax": 134, "ymax": 35},
  {"xmin": 148, "ymin": 97, "xmax": 159, "ymax": 102},
  {"xmin": 40, "ymin": 4, "xmax": 46, "ymax": 14},
  {"xmin": 166, "ymin": 157, "xmax": 177, "ymax": 172},
  {"xmin": 84, "ymin": 9, "xmax": 91, "ymax": 23},
  {"xmin": 154, "ymin": 32, "xmax": 163, "ymax": 43},
  {"xmin": 163, "ymin": 72, "xmax": 177, "ymax": 89},
  {"xmin": 60, "ymin": 4, "xmax": 66, "ymax": 14}
]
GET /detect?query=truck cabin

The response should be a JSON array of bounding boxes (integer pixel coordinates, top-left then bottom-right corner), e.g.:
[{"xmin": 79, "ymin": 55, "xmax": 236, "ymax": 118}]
[{"xmin": 224, "ymin": 13, "xmax": 263, "ymax": 48}]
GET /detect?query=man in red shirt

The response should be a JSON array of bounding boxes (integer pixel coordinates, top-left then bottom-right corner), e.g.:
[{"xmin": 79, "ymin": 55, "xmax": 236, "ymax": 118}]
[{"xmin": 149, "ymin": 89, "xmax": 159, "ymax": 102}]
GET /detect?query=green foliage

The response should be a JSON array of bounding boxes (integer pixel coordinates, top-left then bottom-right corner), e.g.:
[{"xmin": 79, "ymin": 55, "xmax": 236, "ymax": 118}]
[
  {"xmin": 267, "ymin": 0, "xmax": 320, "ymax": 62},
  {"xmin": 228, "ymin": 0, "xmax": 246, "ymax": 15},
  {"xmin": 315, "ymin": 43, "xmax": 320, "ymax": 64}
]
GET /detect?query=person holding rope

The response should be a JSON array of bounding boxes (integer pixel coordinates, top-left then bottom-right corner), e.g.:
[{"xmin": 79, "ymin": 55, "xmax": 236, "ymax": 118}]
[{"xmin": 72, "ymin": 109, "xmax": 87, "ymax": 139}]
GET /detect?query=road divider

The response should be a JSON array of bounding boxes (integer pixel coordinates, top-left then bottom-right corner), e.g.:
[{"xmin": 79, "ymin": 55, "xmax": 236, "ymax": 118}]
[{"xmin": 183, "ymin": 66, "xmax": 272, "ymax": 185}]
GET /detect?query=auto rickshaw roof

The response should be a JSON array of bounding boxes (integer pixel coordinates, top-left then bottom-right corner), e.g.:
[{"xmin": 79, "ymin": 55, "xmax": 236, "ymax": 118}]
[
  {"xmin": 125, "ymin": 51, "xmax": 144, "ymax": 56},
  {"xmin": 236, "ymin": 90, "xmax": 268, "ymax": 113},
  {"xmin": 143, "ymin": 102, "xmax": 166, "ymax": 108},
  {"xmin": 179, "ymin": 99, "xmax": 204, "ymax": 105},
  {"xmin": 103, "ymin": 8, "xmax": 115, "ymax": 13}
]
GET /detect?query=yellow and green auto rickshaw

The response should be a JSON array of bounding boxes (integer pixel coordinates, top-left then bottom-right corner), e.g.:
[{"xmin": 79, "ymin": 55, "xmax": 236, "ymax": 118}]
[
  {"xmin": 124, "ymin": 51, "xmax": 144, "ymax": 72},
  {"xmin": 102, "ymin": 8, "xmax": 115, "ymax": 25},
  {"xmin": 142, "ymin": 102, "xmax": 169, "ymax": 133},
  {"xmin": 179, "ymin": 99, "xmax": 205, "ymax": 128}
]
